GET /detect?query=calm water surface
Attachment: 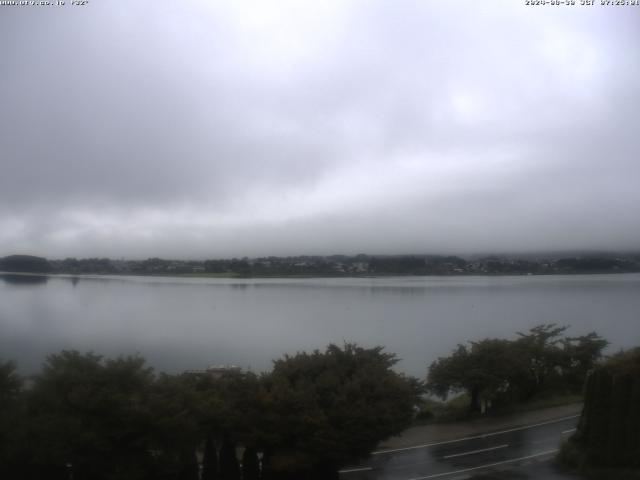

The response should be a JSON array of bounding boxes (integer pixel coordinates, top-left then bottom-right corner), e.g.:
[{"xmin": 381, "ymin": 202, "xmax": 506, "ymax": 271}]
[{"xmin": 1, "ymin": 273, "xmax": 639, "ymax": 377}]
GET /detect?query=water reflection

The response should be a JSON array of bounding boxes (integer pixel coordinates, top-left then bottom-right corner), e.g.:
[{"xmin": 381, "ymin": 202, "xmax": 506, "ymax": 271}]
[
  {"xmin": 1, "ymin": 274, "xmax": 48, "ymax": 285},
  {"xmin": 1, "ymin": 273, "xmax": 639, "ymax": 377}
]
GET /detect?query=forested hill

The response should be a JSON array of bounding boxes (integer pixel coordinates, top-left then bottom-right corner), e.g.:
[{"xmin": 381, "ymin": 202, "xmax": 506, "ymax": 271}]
[
  {"xmin": 0, "ymin": 255, "xmax": 51, "ymax": 273},
  {"xmin": 1, "ymin": 253, "xmax": 640, "ymax": 277}
]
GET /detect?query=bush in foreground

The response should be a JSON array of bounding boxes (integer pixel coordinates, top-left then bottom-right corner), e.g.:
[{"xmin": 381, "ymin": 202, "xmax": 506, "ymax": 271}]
[
  {"xmin": 0, "ymin": 344, "xmax": 421, "ymax": 480},
  {"xmin": 560, "ymin": 348, "xmax": 640, "ymax": 475}
]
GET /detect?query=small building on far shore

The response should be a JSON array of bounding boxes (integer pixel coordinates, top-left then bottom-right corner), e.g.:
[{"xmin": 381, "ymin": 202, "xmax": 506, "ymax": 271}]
[{"xmin": 184, "ymin": 364, "xmax": 242, "ymax": 379}]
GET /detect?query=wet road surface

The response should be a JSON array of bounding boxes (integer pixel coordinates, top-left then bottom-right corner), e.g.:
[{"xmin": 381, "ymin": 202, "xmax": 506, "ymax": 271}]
[{"xmin": 339, "ymin": 415, "xmax": 581, "ymax": 480}]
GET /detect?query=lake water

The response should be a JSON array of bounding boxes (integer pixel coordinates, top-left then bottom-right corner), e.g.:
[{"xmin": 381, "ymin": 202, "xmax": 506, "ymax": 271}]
[{"xmin": 1, "ymin": 273, "xmax": 639, "ymax": 377}]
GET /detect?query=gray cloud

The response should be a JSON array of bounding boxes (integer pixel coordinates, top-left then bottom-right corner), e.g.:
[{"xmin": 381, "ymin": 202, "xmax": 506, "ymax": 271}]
[{"xmin": 1, "ymin": 0, "xmax": 639, "ymax": 258}]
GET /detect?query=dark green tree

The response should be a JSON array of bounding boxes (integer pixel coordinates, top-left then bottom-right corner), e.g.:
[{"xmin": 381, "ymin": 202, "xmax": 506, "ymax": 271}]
[
  {"xmin": 241, "ymin": 446, "xmax": 260, "ymax": 480},
  {"xmin": 201, "ymin": 433, "xmax": 218, "ymax": 480},
  {"xmin": 219, "ymin": 435, "xmax": 240, "ymax": 480},
  {"xmin": 0, "ymin": 254, "xmax": 51, "ymax": 273},
  {"xmin": 148, "ymin": 373, "xmax": 203, "ymax": 478},
  {"xmin": 23, "ymin": 351, "xmax": 156, "ymax": 480},
  {"xmin": 177, "ymin": 448, "xmax": 199, "ymax": 480},
  {"xmin": 0, "ymin": 360, "xmax": 21, "ymax": 408},
  {"xmin": 427, "ymin": 339, "xmax": 525, "ymax": 412},
  {"xmin": 561, "ymin": 347, "xmax": 640, "ymax": 470},
  {"xmin": 0, "ymin": 361, "xmax": 25, "ymax": 480},
  {"xmin": 561, "ymin": 332, "xmax": 609, "ymax": 389},
  {"xmin": 515, "ymin": 324, "xmax": 568, "ymax": 396},
  {"xmin": 428, "ymin": 324, "xmax": 609, "ymax": 413},
  {"xmin": 259, "ymin": 343, "xmax": 421, "ymax": 478}
]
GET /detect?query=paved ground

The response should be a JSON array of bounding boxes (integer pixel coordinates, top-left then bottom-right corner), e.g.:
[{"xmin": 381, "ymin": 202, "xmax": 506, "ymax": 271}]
[
  {"xmin": 379, "ymin": 403, "xmax": 583, "ymax": 450},
  {"xmin": 339, "ymin": 404, "xmax": 585, "ymax": 480}
]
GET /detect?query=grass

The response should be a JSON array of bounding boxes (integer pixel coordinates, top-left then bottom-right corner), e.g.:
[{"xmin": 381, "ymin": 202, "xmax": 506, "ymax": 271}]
[
  {"xmin": 413, "ymin": 393, "xmax": 472, "ymax": 424},
  {"xmin": 496, "ymin": 393, "xmax": 583, "ymax": 415},
  {"xmin": 171, "ymin": 272, "xmax": 244, "ymax": 278},
  {"xmin": 413, "ymin": 392, "xmax": 583, "ymax": 425}
]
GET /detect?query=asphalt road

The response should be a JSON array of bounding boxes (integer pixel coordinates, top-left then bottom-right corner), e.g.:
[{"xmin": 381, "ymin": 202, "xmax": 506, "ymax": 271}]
[{"xmin": 339, "ymin": 415, "xmax": 580, "ymax": 480}]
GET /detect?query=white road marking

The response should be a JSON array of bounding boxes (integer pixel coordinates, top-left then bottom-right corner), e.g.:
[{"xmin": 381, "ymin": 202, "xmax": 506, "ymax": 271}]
[
  {"xmin": 372, "ymin": 414, "xmax": 580, "ymax": 455},
  {"xmin": 442, "ymin": 443, "xmax": 509, "ymax": 459},
  {"xmin": 406, "ymin": 449, "xmax": 559, "ymax": 480},
  {"xmin": 338, "ymin": 466, "xmax": 373, "ymax": 474},
  {"xmin": 561, "ymin": 428, "xmax": 577, "ymax": 434}
]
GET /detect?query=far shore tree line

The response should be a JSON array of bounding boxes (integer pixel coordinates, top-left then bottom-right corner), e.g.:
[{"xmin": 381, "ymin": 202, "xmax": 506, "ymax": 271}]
[
  {"xmin": 2, "ymin": 252, "xmax": 640, "ymax": 277},
  {"xmin": 0, "ymin": 325, "xmax": 612, "ymax": 479}
]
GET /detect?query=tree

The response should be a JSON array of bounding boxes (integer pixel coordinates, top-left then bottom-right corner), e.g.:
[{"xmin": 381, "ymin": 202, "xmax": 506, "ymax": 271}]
[
  {"xmin": 148, "ymin": 373, "xmax": 204, "ymax": 479},
  {"xmin": 426, "ymin": 344, "xmax": 470, "ymax": 399},
  {"xmin": 515, "ymin": 324, "xmax": 568, "ymax": 396},
  {"xmin": 0, "ymin": 254, "xmax": 51, "ymax": 273},
  {"xmin": 219, "ymin": 435, "xmax": 240, "ymax": 480},
  {"xmin": 177, "ymin": 448, "xmax": 199, "ymax": 480},
  {"xmin": 24, "ymin": 351, "xmax": 156, "ymax": 480},
  {"xmin": 0, "ymin": 360, "xmax": 21, "ymax": 408},
  {"xmin": 259, "ymin": 343, "xmax": 421, "ymax": 478},
  {"xmin": 561, "ymin": 347, "xmax": 640, "ymax": 470},
  {"xmin": 427, "ymin": 339, "xmax": 525, "ymax": 412},
  {"xmin": 201, "ymin": 433, "xmax": 218, "ymax": 480},
  {"xmin": 0, "ymin": 361, "xmax": 25, "ymax": 479},
  {"xmin": 561, "ymin": 332, "xmax": 609, "ymax": 389},
  {"xmin": 241, "ymin": 446, "xmax": 260, "ymax": 480},
  {"xmin": 427, "ymin": 325, "xmax": 609, "ymax": 413}
]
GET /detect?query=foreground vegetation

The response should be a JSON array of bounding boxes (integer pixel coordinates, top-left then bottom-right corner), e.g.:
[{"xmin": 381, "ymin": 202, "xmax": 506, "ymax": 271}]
[
  {"xmin": 426, "ymin": 326, "xmax": 639, "ymax": 476},
  {"xmin": 0, "ymin": 344, "xmax": 421, "ymax": 480},
  {"xmin": 0, "ymin": 325, "xmax": 621, "ymax": 478},
  {"xmin": 559, "ymin": 348, "xmax": 640, "ymax": 477},
  {"xmin": 426, "ymin": 324, "xmax": 607, "ymax": 414},
  {"xmin": 415, "ymin": 392, "xmax": 583, "ymax": 424}
]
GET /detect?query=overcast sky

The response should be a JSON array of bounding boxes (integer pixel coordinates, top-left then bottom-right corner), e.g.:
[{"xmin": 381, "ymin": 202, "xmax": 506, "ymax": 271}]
[{"xmin": 1, "ymin": 0, "xmax": 638, "ymax": 259}]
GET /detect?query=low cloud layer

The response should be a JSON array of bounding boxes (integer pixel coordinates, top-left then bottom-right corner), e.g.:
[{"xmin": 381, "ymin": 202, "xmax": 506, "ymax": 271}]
[{"xmin": 1, "ymin": 0, "xmax": 638, "ymax": 258}]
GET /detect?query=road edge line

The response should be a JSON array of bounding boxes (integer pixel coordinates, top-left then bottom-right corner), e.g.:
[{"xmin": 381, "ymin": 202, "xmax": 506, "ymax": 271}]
[
  {"xmin": 372, "ymin": 414, "xmax": 579, "ymax": 455},
  {"xmin": 407, "ymin": 449, "xmax": 559, "ymax": 480}
]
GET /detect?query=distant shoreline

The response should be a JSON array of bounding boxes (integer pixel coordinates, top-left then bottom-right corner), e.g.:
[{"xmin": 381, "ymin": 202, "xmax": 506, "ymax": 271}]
[
  {"xmin": 3, "ymin": 270, "xmax": 640, "ymax": 280},
  {"xmin": 4, "ymin": 253, "xmax": 639, "ymax": 278}
]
